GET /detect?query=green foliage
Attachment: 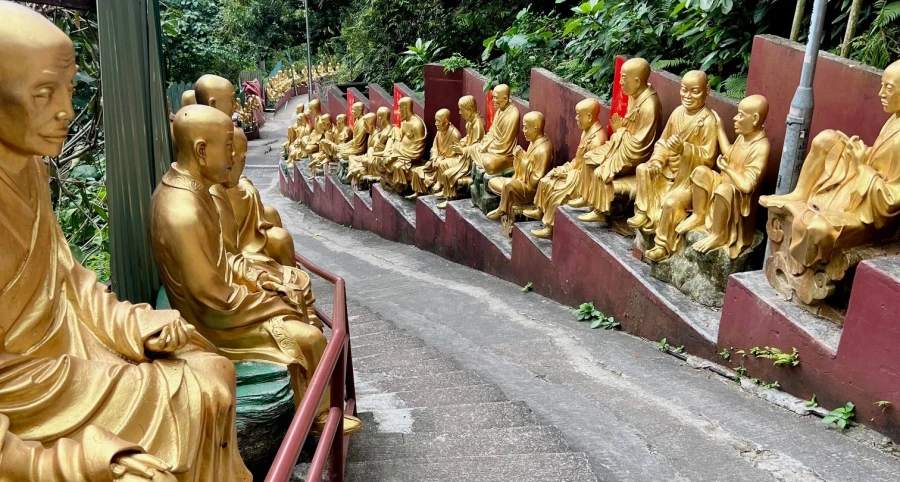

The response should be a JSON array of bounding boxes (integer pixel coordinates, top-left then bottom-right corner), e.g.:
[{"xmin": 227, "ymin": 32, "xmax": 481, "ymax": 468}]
[
  {"xmin": 399, "ymin": 38, "xmax": 445, "ymax": 92},
  {"xmin": 522, "ymin": 281, "xmax": 534, "ymax": 293},
  {"xmin": 751, "ymin": 346, "xmax": 800, "ymax": 367},
  {"xmin": 719, "ymin": 348, "xmax": 731, "ymax": 360},
  {"xmin": 877, "ymin": 400, "xmax": 892, "ymax": 412},
  {"xmin": 480, "ymin": 7, "xmax": 563, "ymax": 98},
  {"xmin": 657, "ymin": 338, "xmax": 682, "ymax": 352},
  {"xmin": 849, "ymin": 1, "xmax": 900, "ymax": 69},
  {"xmin": 805, "ymin": 394, "xmax": 818, "ymax": 408},
  {"xmin": 441, "ymin": 53, "xmax": 474, "ymax": 73},
  {"xmin": 573, "ymin": 302, "xmax": 619, "ymax": 329},
  {"xmin": 823, "ymin": 402, "xmax": 855, "ymax": 430}
]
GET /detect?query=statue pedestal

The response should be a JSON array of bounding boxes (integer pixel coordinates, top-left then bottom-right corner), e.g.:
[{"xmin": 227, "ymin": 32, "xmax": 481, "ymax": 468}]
[
  {"xmin": 647, "ymin": 230, "xmax": 765, "ymax": 308},
  {"xmin": 471, "ymin": 164, "xmax": 514, "ymax": 215},
  {"xmin": 336, "ymin": 157, "xmax": 351, "ymax": 184},
  {"xmin": 235, "ymin": 361, "xmax": 296, "ymax": 474}
]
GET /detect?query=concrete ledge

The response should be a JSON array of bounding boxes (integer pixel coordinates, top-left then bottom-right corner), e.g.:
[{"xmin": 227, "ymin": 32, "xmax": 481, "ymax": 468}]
[{"xmin": 371, "ymin": 184, "xmax": 416, "ymax": 245}]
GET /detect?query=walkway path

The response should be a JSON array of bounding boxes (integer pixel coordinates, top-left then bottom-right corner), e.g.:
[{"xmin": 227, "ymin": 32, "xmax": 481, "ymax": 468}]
[{"xmin": 249, "ymin": 97, "xmax": 900, "ymax": 481}]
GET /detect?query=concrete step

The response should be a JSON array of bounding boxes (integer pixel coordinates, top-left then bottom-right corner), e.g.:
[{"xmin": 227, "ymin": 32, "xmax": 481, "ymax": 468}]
[
  {"xmin": 352, "ymin": 329, "xmax": 419, "ymax": 347},
  {"xmin": 345, "ymin": 452, "xmax": 597, "ymax": 482},
  {"xmin": 347, "ymin": 425, "xmax": 571, "ymax": 462},
  {"xmin": 363, "ymin": 370, "xmax": 485, "ymax": 393},
  {"xmin": 352, "ymin": 336, "xmax": 426, "ymax": 358},
  {"xmin": 349, "ymin": 319, "xmax": 396, "ymax": 337},
  {"xmin": 354, "ymin": 345, "xmax": 443, "ymax": 363},
  {"xmin": 358, "ymin": 400, "xmax": 539, "ymax": 434},
  {"xmin": 358, "ymin": 384, "xmax": 508, "ymax": 411},
  {"xmin": 356, "ymin": 354, "xmax": 460, "ymax": 379}
]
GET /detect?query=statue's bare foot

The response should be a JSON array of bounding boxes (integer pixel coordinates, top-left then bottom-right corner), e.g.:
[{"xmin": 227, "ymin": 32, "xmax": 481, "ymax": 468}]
[
  {"xmin": 676, "ymin": 214, "xmax": 704, "ymax": 234},
  {"xmin": 405, "ymin": 192, "xmax": 419, "ymax": 200},
  {"xmin": 523, "ymin": 207, "xmax": 542, "ymax": 220},
  {"xmin": 644, "ymin": 246, "xmax": 670, "ymax": 262},
  {"xmin": 693, "ymin": 233, "xmax": 725, "ymax": 253}
]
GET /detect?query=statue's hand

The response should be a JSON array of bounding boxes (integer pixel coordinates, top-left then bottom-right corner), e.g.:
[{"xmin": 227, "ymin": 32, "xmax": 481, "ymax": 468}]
[
  {"xmin": 847, "ymin": 136, "xmax": 868, "ymax": 164},
  {"xmin": 451, "ymin": 144, "xmax": 462, "ymax": 154},
  {"xmin": 716, "ymin": 154, "xmax": 728, "ymax": 171},
  {"xmin": 111, "ymin": 452, "xmax": 174, "ymax": 480},
  {"xmin": 145, "ymin": 319, "xmax": 194, "ymax": 354},
  {"xmin": 610, "ymin": 114, "xmax": 623, "ymax": 132},
  {"xmin": 667, "ymin": 135, "xmax": 684, "ymax": 154}
]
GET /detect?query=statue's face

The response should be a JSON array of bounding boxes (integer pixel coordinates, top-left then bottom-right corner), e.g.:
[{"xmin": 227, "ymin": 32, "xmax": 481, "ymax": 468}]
[
  {"xmin": 435, "ymin": 115, "xmax": 449, "ymax": 132},
  {"xmin": 0, "ymin": 43, "xmax": 76, "ymax": 158},
  {"xmin": 575, "ymin": 107, "xmax": 594, "ymax": 131},
  {"xmin": 399, "ymin": 103, "xmax": 411, "ymax": 119},
  {"xmin": 733, "ymin": 104, "xmax": 758, "ymax": 136},
  {"xmin": 620, "ymin": 68, "xmax": 642, "ymax": 97},
  {"xmin": 353, "ymin": 104, "xmax": 363, "ymax": 118},
  {"xmin": 680, "ymin": 75, "xmax": 709, "ymax": 112},
  {"xmin": 200, "ymin": 127, "xmax": 234, "ymax": 186},
  {"xmin": 225, "ymin": 129, "xmax": 246, "ymax": 188},
  {"xmin": 365, "ymin": 117, "xmax": 376, "ymax": 133},
  {"xmin": 459, "ymin": 104, "xmax": 473, "ymax": 120},
  {"xmin": 378, "ymin": 113, "xmax": 390, "ymax": 128},
  {"xmin": 492, "ymin": 90, "xmax": 509, "ymax": 109},
  {"xmin": 880, "ymin": 70, "xmax": 900, "ymax": 114},
  {"xmin": 522, "ymin": 119, "xmax": 539, "ymax": 143}
]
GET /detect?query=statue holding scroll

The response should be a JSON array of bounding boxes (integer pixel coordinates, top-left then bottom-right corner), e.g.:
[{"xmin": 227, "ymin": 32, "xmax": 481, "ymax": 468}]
[
  {"xmin": 760, "ymin": 61, "xmax": 900, "ymax": 306},
  {"xmin": 0, "ymin": 4, "xmax": 251, "ymax": 480},
  {"xmin": 436, "ymin": 95, "xmax": 486, "ymax": 208},
  {"xmin": 409, "ymin": 108, "xmax": 461, "ymax": 199},
  {"xmin": 525, "ymin": 98, "xmax": 607, "ymax": 239}
]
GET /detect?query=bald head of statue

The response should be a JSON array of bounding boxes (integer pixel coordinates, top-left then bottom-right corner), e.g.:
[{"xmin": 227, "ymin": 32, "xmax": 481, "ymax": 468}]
[
  {"xmin": 376, "ymin": 106, "xmax": 392, "ymax": 127},
  {"xmin": 492, "ymin": 84, "xmax": 511, "ymax": 110},
  {"xmin": 172, "ymin": 104, "xmax": 235, "ymax": 188},
  {"xmin": 181, "ymin": 90, "xmax": 197, "ymax": 108},
  {"xmin": 734, "ymin": 94, "xmax": 769, "ymax": 136},
  {"xmin": 195, "ymin": 75, "xmax": 235, "ymax": 117},
  {"xmin": 680, "ymin": 70, "xmax": 710, "ymax": 113},
  {"xmin": 620, "ymin": 58, "xmax": 651, "ymax": 97},
  {"xmin": 352, "ymin": 102, "xmax": 365, "ymax": 119},
  {"xmin": 435, "ymin": 108, "xmax": 451, "ymax": 133},
  {"xmin": 522, "ymin": 111, "xmax": 545, "ymax": 143},
  {"xmin": 881, "ymin": 60, "xmax": 900, "ymax": 114},
  {"xmin": 362, "ymin": 112, "xmax": 377, "ymax": 133},
  {"xmin": 0, "ymin": 1, "xmax": 76, "ymax": 160},
  {"xmin": 398, "ymin": 97, "xmax": 414, "ymax": 120},
  {"xmin": 575, "ymin": 98, "xmax": 601, "ymax": 131}
]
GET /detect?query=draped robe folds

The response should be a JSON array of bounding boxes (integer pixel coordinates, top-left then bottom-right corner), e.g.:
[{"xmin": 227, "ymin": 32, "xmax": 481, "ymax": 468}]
[
  {"xmin": 761, "ymin": 116, "xmax": 900, "ymax": 267},
  {"xmin": 0, "ymin": 159, "xmax": 250, "ymax": 482},
  {"xmin": 348, "ymin": 127, "xmax": 386, "ymax": 184},
  {"xmin": 584, "ymin": 86, "xmax": 663, "ymax": 213},
  {"xmin": 647, "ymin": 106, "xmax": 719, "ymax": 252},
  {"xmin": 337, "ymin": 118, "xmax": 369, "ymax": 158},
  {"xmin": 287, "ymin": 123, "xmax": 312, "ymax": 162},
  {"xmin": 385, "ymin": 115, "xmax": 427, "ymax": 187},
  {"xmin": 534, "ymin": 122, "xmax": 606, "ymax": 226},
  {"xmin": 410, "ymin": 125, "xmax": 461, "ymax": 194},
  {"xmin": 489, "ymin": 136, "xmax": 553, "ymax": 214},
  {"xmin": 337, "ymin": 124, "xmax": 353, "ymax": 145},
  {"xmin": 211, "ymin": 184, "xmax": 240, "ymax": 254},
  {"xmin": 438, "ymin": 115, "xmax": 486, "ymax": 198},
  {"xmin": 463, "ymin": 103, "xmax": 520, "ymax": 175},
  {"xmin": 151, "ymin": 167, "xmax": 328, "ymax": 412},
  {"xmin": 226, "ymin": 176, "xmax": 276, "ymax": 255},
  {"xmin": 693, "ymin": 133, "xmax": 769, "ymax": 258},
  {"xmin": 310, "ymin": 126, "xmax": 338, "ymax": 171}
]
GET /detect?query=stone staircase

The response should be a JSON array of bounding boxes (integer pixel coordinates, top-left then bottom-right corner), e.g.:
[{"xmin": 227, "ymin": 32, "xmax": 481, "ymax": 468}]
[{"xmin": 342, "ymin": 301, "xmax": 598, "ymax": 482}]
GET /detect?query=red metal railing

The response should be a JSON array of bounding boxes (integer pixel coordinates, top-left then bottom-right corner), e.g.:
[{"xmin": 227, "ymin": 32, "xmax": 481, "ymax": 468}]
[{"xmin": 265, "ymin": 253, "xmax": 357, "ymax": 482}]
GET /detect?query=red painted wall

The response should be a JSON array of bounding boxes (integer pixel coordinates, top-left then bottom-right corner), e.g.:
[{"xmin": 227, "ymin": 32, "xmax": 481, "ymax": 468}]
[
  {"xmin": 368, "ymin": 84, "xmax": 393, "ymax": 119},
  {"xmin": 746, "ymin": 35, "xmax": 886, "ymax": 192},
  {"xmin": 424, "ymin": 63, "xmax": 464, "ymax": 135},
  {"xmin": 347, "ymin": 87, "xmax": 369, "ymax": 114},
  {"xmin": 327, "ymin": 84, "xmax": 347, "ymax": 120}
]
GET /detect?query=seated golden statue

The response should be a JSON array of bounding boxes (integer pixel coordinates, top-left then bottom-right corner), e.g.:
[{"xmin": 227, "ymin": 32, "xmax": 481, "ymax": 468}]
[
  {"xmin": 152, "ymin": 105, "xmax": 361, "ymax": 435},
  {"xmin": 759, "ymin": 61, "xmax": 900, "ymax": 306},
  {"xmin": 572, "ymin": 58, "xmax": 663, "ymax": 224},
  {"xmin": 409, "ymin": 108, "xmax": 461, "ymax": 199},
  {"xmin": 287, "ymin": 113, "xmax": 313, "ymax": 165},
  {"xmin": 675, "ymin": 95, "xmax": 770, "ymax": 257},
  {"xmin": 336, "ymin": 102, "xmax": 369, "ymax": 158},
  {"xmin": 436, "ymin": 95, "xmax": 486, "ymax": 208},
  {"xmin": 0, "ymin": 5, "xmax": 250, "ymax": 480},
  {"xmin": 525, "ymin": 98, "xmax": 607, "ymax": 239},
  {"xmin": 627, "ymin": 71, "xmax": 720, "ymax": 261},
  {"xmin": 453, "ymin": 84, "xmax": 520, "ymax": 175},
  {"xmin": 348, "ymin": 107, "xmax": 395, "ymax": 186},
  {"xmin": 335, "ymin": 114, "xmax": 353, "ymax": 144},
  {"xmin": 285, "ymin": 103, "xmax": 306, "ymax": 147},
  {"xmin": 307, "ymin": 98, "xmax": 323, "ymax": 125},
  {"xmin": 308, "ymin": 113, "xmax": 338, "ymax": 177},
  {"xmin": 382, "ymin": 97, "xmax": 427, "ymax": 192},
  {"xmin": 486, "ymin": 112, "xmax": 553, "ymax": 236}
]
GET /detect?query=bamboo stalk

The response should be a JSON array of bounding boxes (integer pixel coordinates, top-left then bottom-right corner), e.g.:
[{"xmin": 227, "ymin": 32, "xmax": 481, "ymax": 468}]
[
  {"xmin": 791, "ymin": 0, "xmax": 808, "ymax": 42},
  {"xmin": 840, "ymin": 0, "xmax": 863, "ymax": 57}
]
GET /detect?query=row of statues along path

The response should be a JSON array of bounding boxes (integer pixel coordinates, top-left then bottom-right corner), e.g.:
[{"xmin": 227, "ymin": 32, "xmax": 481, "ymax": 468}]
[
  {"xmin": 0, "ymin": 2, "xmax": 362, "ymax": 480},
  {"xmin": 284, "ymin": 56, "xmax": 900, "ymax": 316}
]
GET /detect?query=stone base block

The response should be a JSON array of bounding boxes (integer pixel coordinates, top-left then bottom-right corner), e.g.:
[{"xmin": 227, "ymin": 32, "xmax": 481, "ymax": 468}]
[
  {"xmin": 650, "ymin": 231, "xmax": 765, "ymax": 308},
  {"xmin": 336, "ymin": 157, "xmax": 351, "ymax": 185},
  {"xmin": 471, "ymin": 164, "xmax": 513, "ymax": 215},
  {"xmin": 235, "ymin": 361, "xmax": 295, "ymax": 474}
]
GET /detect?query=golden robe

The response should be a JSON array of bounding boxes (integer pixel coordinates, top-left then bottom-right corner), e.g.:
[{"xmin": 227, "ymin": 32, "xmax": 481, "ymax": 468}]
[
  {"xmin": 338, "ymin": 118, "xmax": 369, "ymax": 158},
  {"xmin": 584, "ymin": 86, "xmax": 662, "ymax": 213},
  {"xmin": 348, "ymin": 125, "xmax": 394, "ymax": 184},
  {"xmin": 309, "ymin": 126, "xmax": 338, "ymax": 173},
  {"xmin": 385, "ymin": 115, "xmax": 427, "ymax": 188},
  {"xmin": 0, "ymin": 159, "xmax": 249, "ymax": 482},
  {"xmin": 488, "ymin": 136, "xmax": 553, "ymax": 214},
  {"xmin": 534, "ymin": 122, "xmax": 606, "ymax": 226},
  {"xmin": 337, "ymin": 124, "xmax": 353, "ymax": 145},
  {"xmin": 211, "ymin": 184, "xmax": 240, "ymax": 254},
  {"xmin": 464, "ymin": 103, "xmax": 520, "ymax": 175},
  {"xmin": 410, "ymin": 125, "xmax": 461, "ymax": 195},
  {"xmin": 761, "ymin": 116, "xmax": 900, "ymax": 266},
  {"xmin": 692, "ymin": 132, "xmax": 769, "ymax": 257},
  {"xmin": 151, "ymin": 166, "xmax": 327, "ymax": 411},
  {"xmin": 640, "ymin": 106, "xmax": 719, "ymax": 252},
  {"xmin": 287, "ymin": 123, "xmax": 312, "ymax": 163},
  {"xmin": 438, "ymin": 115, "xmax": 487, "ymax": 198}
]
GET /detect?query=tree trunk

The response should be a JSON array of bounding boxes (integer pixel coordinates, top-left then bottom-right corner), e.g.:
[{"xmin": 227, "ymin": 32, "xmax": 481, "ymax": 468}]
[
  {"xmin": 791, "ymin": 0, "xmax": 807, "ymax": 42},
  {"xmin": 840, "ymin": 0, "xmax": 863, "ymax": 57}
]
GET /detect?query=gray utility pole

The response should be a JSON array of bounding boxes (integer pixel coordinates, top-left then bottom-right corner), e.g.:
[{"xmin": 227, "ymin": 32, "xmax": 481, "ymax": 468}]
[
  {"xmin": 766, "ymin": 0, "xmax": 827, "ymax": 262},
  {"xmin": 304, "ymin": 0, "xmax": 314, "ymax": 99}
]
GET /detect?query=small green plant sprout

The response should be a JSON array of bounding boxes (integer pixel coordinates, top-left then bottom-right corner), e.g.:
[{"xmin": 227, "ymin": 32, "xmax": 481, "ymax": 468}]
[
  {"xmin": 522, "ymin": 281, "xmax": 533, "ymax": 293},
  {"xmin": 805, "ymin": 394, "xmax": 818, "ymax": 408},
  {"xmin": 762, "ymin": 381, "xmax": 781, "ymax": 389},
  {"xmin": 674, "ymin": 345, "xmax": 685, "ymax": 353},
  {"xmin": 658, "ymin": 338, "xmax": 668, "ymax": 351},
  {"xmin": 573, "ymin": 302, "xmax": 601, "ymax": 321},
  {"xmin": 753, "ymin": 346, "xmax": 800, "ymax": 367},
  {"xmin": 591, "ymin": 315, "xmax": 619, "ymax": 330},
  {"xmin": 719, "ymin": 348, "xmax": 731, "ymax": 360},
  {"xmin": 733, "ymin": 366, "xmax": 749, "ymax": 379},
  {"xmin": 823, "ymin": 402, "xmax": 855, "ymax": 430},
  {"xmin": 877, "ymin": 401, "xmax": 891, "ymax": 412},
  {"xmin": 440, "ymin": 53, "xmax": 473, "ymax": 73},
  {"xmin": 735, "ymin": 349, "xmax": 746, "ymax": 357}
]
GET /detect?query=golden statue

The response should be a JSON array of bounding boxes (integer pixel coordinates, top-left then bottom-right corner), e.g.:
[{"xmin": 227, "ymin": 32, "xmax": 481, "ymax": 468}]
[
  {"xmin": 486, "ymin": 112, "xmax": 553, "ymax": 236},
  {"xmin": 760, "ymin": 61, "xmax": 900, "ymax": 306},
  {"xmin": 348, "ymin": 107, "xmax": 395, "ymax": 186},
  {"xmin": 0, "ymin": 4, "xmax": 250, "ymax": 480},
  {"xmin": 308, "ymin": 113, "xmax": 337, "ymax": 177},
  {"xmin": 571, "ymin": 58, "xmax": 663, "ymax": 224},
  {"xmin": 383, "ymin": 97, "xmax": 427, "ymax": 192},
  {"xmin": 286, "ymin": 113, "xmax": 313, "ymax": 165},
  {"xmin": 335, "ymin": 114, "xmax": 353, "ymax": 144},
  {"xmin": 436, "ymin": 95, "xmax": 486, "ymax": 208},
  {"xmin": 524, "ymin": 99, "xmax": 607, "ymax": 239},
  {"xmin": 676, "ymin": 95, "xmax": 770, "ymax": 257},
  {"xmin": 336, "ymin": 102, "xmax": 369, "ymax": 159},
  {"xmin": 181, "ymin": 89, "xmax": 197, "ymax": 107},
  {"xmin": 152, "ymin": 105, "xmax": 361, "ymax": 435},
  {"xmin": 286, "ymin": 103, "xmax": 307, "ymax": 146},
  {"xmin": 307, "ymin": 98, "xmax": 323, "ymax": 125},
  {"xmin": 409, "ymin": 108, "xmax": 461, "ymax": 199},
  {"xmin": 453, "ymin": 84, "xmax": 520, "ymax": 175},
  {"xmin": 628, "ymin": 71, "xmax": 720, "ymax": 262}
]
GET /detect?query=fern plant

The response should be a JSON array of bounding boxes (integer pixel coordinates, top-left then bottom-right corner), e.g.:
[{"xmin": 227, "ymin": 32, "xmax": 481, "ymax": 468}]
[{"xmin": 850, "ymin": 1, "xmax": 900, "ymax": 69}]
